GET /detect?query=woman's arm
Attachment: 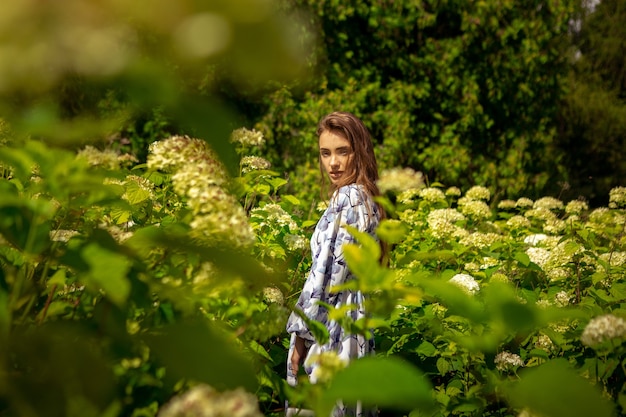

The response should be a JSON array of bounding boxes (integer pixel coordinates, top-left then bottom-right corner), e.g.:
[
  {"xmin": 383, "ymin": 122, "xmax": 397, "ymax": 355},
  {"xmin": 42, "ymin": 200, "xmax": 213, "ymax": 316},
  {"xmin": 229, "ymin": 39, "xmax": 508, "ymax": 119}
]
[{"xmin": 290, "ymin": 335, "xmax": 307, "ymax": 374}]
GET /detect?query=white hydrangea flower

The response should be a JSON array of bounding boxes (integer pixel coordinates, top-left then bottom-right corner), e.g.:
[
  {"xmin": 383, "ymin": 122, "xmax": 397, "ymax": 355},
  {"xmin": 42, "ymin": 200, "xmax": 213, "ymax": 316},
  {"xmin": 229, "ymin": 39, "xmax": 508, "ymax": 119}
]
[
  {"xmin": 543, "ymin": 217, "xmax": 566, "ymax": 234},
  {"xmin": 588, "ymin": 207, "xmax": 611, "ymax": 224},
  {"xmin": 316, "ymin": 201, "xmax": 329, "ymax": 212},
  {"xmin": 377, "ymin": 167, "xmax": 425, "ymax": 194},
  {"xmin": 554, "ymin": 291, "xmax": 571, "ymax": 307},
  {"xmin": 526, "ymin": 247, "xmax": 550, "ymax": 268},
  {"xmin": 464, "ymin": 262, "xmax": 480, "ymax": 273},
  {"xmin": 598, "ymin": 251, "xmax": 626, "ymax": 268},
  {"xmin": 307, "ymin": 351, "xmax": 348, "ymax": 384},
  {"xmin": 497, "ymin": 199, "xmax": 517, "ymax": 210},
  {"xmin": 464, "ymin": 185, "xmax": 491, "ymax": 201},
  {"xmin": 534, "ymin": 333, "xmax": 555, "ymax": 352},
  {"xmin": 565, "ymin": 200, "xmax": 588, "ymax": 215},
  {"xmin": 445, "ymin": 186, "xmax": 461, "ymax": 197},
  {"xmin": 250, "ymin": 203, "xmax": 298, "ymax": 231},
  {"xmin": 457, "ymin": 199, "xmax": 492, "ymax": 221},
  {"xmin": 525, "ymin": 207, "xmax": 557, "ymax": 222},
  {"xmin": 581, "ymin": 314, "xmax": 626, "ymax": 348},
  {"xmin": 240, "ymin": 156, "xmax": 271, "ymax": 173},
  {"xmin": 284, "ymin": 234, "xmax": 308, "ymax": 252},
  {"xmin": 148, "ymin": 136, "xmax": 223, "ymax": 173},
  {"xmin": 494, "ymin": 351, "xmax": 524, "ymax": 371},
  {"xmin": 230, "ymin": 127, "xmax": 265, "ymax": 148},
  {"xmin": 50, "ymin": 229, "xmax": 80, "ymax": 242},
  {"xmin": 76, "ymin": 145, "xmax": 120, "ymax": 169},
  {"xmin": 609, "ymin": 186, "xmax": 626, "ymax": 209},
  {"xmin": 533, "ymin": 196, "xmax": 564, "ymax": 211},
  {"xmin": 546, "ymin": 267, "xmax": 570, "ymax": 281},
  {"xmin": 426, "ymin": 209, "xmax": 468, "ymax": 239},
  {"xmin": 449, "ymin": 273, "xmax": 480, "ymax": 295},
  {"xmin": 506, "ymin": 215, "xmax": 531, "ymax": 230},
  {"xmin": 459, "ymin": 232, "xmax": 503, "ymax": 249},
  {"xmin": 516, "ymin": 197, "xmax": 534, "ymax": 208},
  {"xmin": 418, "ymin": 187, "xmax": 446, "ymax": 203},
  {"xmin": 262, "ymin": 286, "xmax": 285, "ymax": 305},
  {"xmin": 157, "ymin": 384, "xmax": 264, "ymax": 417},
  {"xmin": 397, "ymin": 188, "xmax": 422, "ymax": 204}
]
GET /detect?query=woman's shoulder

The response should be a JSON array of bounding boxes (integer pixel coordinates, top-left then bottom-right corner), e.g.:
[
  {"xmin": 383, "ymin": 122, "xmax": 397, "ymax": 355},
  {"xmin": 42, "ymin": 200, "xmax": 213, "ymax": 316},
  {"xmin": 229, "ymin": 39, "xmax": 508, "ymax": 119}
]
[{"xmin": 331, "ymin": 184, "xmax": 371, "ymax": 210}]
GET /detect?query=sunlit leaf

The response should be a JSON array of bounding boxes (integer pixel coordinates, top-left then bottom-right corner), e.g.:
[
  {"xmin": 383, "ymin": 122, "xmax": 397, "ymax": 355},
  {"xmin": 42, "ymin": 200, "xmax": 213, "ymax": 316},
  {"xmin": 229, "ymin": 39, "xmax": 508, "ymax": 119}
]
[
  {"xmin": 317, "ymin": 357, "xmax": 434, "ymax": 415},
  {"xmin": 81, "ymin": 242, "xmax": 131, "ymax": 307}
]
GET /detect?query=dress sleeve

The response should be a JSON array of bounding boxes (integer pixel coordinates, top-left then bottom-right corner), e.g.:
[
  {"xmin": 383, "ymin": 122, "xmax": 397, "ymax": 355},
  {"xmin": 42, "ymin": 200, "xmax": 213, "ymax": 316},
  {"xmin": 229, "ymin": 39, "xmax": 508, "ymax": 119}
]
[{"xmin": 286, "ymin": 185, "xmax": 374, "ymax": 342}]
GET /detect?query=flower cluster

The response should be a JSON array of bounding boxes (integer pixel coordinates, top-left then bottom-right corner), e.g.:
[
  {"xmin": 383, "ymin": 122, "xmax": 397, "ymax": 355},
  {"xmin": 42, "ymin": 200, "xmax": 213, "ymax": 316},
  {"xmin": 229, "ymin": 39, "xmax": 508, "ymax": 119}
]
[
  {"xmin": 534, "ymin": 333, "xmax": 555, "ymax": 352},
  {"xmin": 377, "ymin": 167, "xmax": 424, "ymax": 194},
  {"xmin": 464, "ymin": 185, "xmax": 491, "ymax": 201},
  {"xmin": 230, "ymin": 128, "xmax": 265, "ymax": 148},
  {"xmin": 148, "ymin": 136, "xmax": 226, "ymax": 175},
  {"xmin": 457, "ymin": 198, "xmax": 491, "ymax": 221},
  {"xmin": 418, "ymin": 187, "xmax": 446, "ymax": 203},
  {"xmin": 565, "ymin": 199, "xmax": 588, "ymax": 215},
  {"xmin": 459, "ymin": 232, "xmax": 503, "ymax": 249},
  {"xmin": 449, "ymin": 273, "xmax": 480, "ymax": 295},
  {"xmin": 516, "ymin": 197, "xmax": 534, "ymax": 208},
  {"xmin": 497, "ymin": 199, "xmax": 517, "ymax": 210},
  {"xmin": 262, "ymin": 286, "xmax": 285, "ymax": 305},
  {"xmin": 533, "ymin": 196, "xmax": 564, "ymax": 211},
  {"xmin": 580, "ymin": 314, "xmax": 626, "ymax": 348},
  {"xmin": 598, "ymin": 251, "xmax": 626, "ymax": 268},
  {"xmin": 505, "ymin": 215, "xmax": 531, "ymax": 230},
  {"xmin": 50, "ymin": 229, "xmax": 80, "ymax": 242},
  {"xmin": 397, "ymin": 188, "xmax": 422, "ymax": 204},
  {"xmin": 609, "ymin": 186, "xmax": 626, "ymax": 209},
  {"xmin": 157, "ymin": 385, "xmax": 263, "ymax": 417},
  {"xmin": 494, "ymin": 351, "xmax": 524, "ymax": 372},
  {"xmin": 307, "ymin": 351, "xmax": 348, "ymax": 384},
  {"xmin": 76, "ymin": 146, "xmax": 123, "ymax": 170},
  {"xmin": 445, "ymin": 186, "xmax": 461, "ymax": 197},
  {"xmin": 148, "ymin": 135, "xmax": 254, "ymax": 247},
  {"xmin": 524, "ymin": 207, "xmax": 565, "ymax": 234},
  {"xmin": 554, "ymin": 291, "xmax": 571, "ymax": 307},
  {"xmin": 250, "ymin": 203, "xmax": 298, "ymax": 232},
  {"xmin": 240, "ymin": 156, "xmax": 271, "ymax": 174},
  {"xmin": 426, "ymin": 209, "xmax": 468, "ymax": 239}
]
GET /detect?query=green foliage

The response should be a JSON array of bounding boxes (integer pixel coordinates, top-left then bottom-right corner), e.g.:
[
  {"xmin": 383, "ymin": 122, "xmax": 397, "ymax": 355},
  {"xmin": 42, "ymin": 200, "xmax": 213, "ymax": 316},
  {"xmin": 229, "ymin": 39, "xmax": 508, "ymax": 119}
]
[{"xmin": 257, "ymin": 0, "xmax": 576, "ymax": 201}]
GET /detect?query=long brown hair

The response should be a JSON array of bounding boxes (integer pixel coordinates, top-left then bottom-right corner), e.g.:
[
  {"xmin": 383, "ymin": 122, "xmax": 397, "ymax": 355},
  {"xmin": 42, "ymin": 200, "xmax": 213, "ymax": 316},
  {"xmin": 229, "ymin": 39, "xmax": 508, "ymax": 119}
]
[{"xmin": 317, "ymin": 111, "xmax": 388, "ymax": 264}]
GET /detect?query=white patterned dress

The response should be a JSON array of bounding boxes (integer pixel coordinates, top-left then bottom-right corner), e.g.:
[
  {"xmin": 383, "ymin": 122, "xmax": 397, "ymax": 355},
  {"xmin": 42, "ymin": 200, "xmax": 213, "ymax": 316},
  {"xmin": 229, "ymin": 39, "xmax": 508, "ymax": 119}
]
[{"xmin": 285, "ymin": 184, "xmax": 380, "ymax": 417}]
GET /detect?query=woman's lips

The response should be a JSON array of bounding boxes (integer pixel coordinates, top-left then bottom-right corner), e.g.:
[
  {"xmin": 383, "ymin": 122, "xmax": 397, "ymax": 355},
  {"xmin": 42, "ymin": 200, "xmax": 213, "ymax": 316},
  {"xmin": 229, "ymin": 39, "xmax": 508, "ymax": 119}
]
[{"xmin": 330, "ymin": 171, "xmax": 342, "ymax": 180}]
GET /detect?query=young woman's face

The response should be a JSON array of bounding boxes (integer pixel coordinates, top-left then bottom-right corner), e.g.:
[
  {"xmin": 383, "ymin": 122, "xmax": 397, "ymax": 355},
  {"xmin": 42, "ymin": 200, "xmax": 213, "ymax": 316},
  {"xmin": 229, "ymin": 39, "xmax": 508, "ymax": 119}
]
[{"xmin": 319, "ymin": 130, "xmax": 354, "ymax": 185}]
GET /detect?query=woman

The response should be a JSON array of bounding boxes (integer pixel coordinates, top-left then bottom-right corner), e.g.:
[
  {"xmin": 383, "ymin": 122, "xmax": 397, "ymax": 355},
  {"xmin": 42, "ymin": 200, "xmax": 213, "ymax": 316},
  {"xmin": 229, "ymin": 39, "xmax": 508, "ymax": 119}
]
[{"xmin": 285, "ymin": 112, "xmax": 382, "ymax": 417}]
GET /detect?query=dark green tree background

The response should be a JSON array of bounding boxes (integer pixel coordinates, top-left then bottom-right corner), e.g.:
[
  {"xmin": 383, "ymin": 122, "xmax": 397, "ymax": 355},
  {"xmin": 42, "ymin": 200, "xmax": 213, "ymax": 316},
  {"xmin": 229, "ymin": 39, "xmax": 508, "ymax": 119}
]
[{"xmin": 243, "ymin": 0, "xmax": 622, "ymax": 207}]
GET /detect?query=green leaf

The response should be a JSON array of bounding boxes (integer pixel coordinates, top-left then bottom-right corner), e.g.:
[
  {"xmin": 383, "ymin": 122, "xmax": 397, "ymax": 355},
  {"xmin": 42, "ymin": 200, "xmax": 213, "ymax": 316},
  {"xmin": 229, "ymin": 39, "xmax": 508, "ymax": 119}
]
[
  {"xmin": 415, "ymin": 341, "xmax": 437, "ymax": 357},
  {"xmin": 81, "ymin": 242, "xmax": 131, "ymax": 307},
  {"xmin": 123, "ymin": 179, "xmax": 152, "ymax": 205},
  {"xmin": 376, "ymin": 219, "xmax": 407, "ymax": 244},
  {"xmin": 514, "ymin": 251, "xmax": 531, "ymax": 267},
  {"xmin": 282, "ymin": 194, "xmax": 301, "ymax": 206},
  {"xmin": 436, "ymin": 357, "xmax": 450, "ymax": 375},
  {"xmin": 290, "ymin": 308, "xmax": 329, "ymax": 345},
  {"xmin": 505, "ymin": 359, "xmax": 614, "ymax": 417},
  {"xmin": 143, "ymin": 321, "xmax": 257, "ymax": 392},
  {"xmin": 317, "ymin": 356, "xmax": 434, "ymax": 415}
]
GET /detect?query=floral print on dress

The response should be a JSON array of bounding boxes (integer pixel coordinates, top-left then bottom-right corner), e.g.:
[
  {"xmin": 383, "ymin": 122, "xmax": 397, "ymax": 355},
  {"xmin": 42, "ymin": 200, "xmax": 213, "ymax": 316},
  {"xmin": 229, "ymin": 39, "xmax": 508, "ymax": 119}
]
[{"xmin": 286, "ymin": 184, "xmax": 380, "ymax": 417}]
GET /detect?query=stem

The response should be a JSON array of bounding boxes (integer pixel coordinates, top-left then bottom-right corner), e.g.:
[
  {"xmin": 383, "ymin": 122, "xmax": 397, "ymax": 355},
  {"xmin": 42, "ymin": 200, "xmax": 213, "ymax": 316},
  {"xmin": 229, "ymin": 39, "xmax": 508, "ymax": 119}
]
[{"xmin": 38, "ymin": 284, "xmax": 57, "ymax": 325}]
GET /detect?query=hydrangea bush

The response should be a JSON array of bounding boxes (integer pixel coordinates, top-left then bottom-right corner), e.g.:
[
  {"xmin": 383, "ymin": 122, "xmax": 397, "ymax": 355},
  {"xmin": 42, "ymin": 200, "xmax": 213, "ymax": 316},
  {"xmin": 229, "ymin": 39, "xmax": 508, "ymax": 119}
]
[{"xmin": 0, "ymin": 134, "xmax": 624, "ymax": 417}]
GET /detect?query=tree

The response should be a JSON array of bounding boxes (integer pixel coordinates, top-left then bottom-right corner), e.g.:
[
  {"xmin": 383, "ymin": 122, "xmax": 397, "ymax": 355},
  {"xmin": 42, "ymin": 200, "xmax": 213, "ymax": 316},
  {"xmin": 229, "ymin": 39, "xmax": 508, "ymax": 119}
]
[{"xmin": 256, "ymin": 0, "xmax": 577, "ymax": 202}]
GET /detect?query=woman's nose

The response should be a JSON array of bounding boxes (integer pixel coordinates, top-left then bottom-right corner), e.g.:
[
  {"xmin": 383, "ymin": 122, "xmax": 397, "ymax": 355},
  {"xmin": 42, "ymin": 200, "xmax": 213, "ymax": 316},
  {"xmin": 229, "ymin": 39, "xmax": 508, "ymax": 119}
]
[{"xmin": 330, "ymin": 154, "xmax": 339, "ymax": 167}]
